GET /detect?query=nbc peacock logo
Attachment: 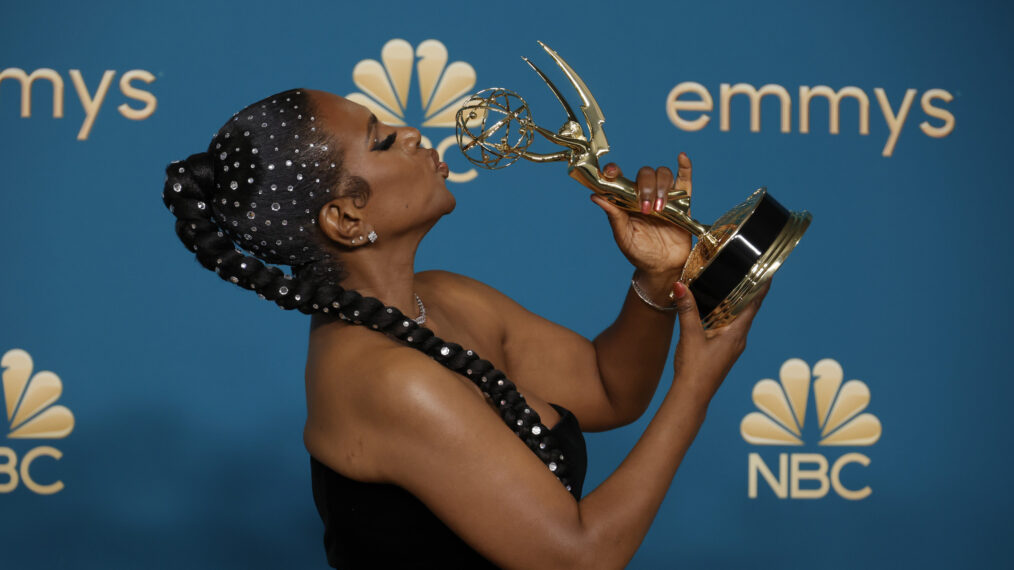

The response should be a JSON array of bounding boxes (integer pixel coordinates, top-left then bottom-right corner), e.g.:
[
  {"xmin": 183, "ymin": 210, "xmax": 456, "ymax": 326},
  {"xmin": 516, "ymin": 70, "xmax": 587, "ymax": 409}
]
[
  {"xmin": 1, "ymin": 348, "xmax": 74, "ymax": 495},
  {"xmin": 347, "ymin": 38, "xmax": 478, "ymax": 183},
  {"xmin": 740, "ymin": 358, "xmax": 881, "ymax": 500}
]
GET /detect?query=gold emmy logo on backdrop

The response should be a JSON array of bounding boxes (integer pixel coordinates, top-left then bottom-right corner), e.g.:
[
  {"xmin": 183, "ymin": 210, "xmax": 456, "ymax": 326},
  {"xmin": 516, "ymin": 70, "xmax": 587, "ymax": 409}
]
[
  {"xmin": 347, "ymin": 39, "xmax": 478, "ymax": 183},
  {"xmin": 0, "ymin": 68, "xmax": 157, "ymax": 140},
  {"xmin": 665, "ymin": 81, "xmax": 955, "ymax": 157},
  {"xmin": 740, "ymin": 358, "xmax": 881, "ymax": 500},
  {"xmin": 0, "ymin": 349, "xmax": 74, "ymax": 495}
]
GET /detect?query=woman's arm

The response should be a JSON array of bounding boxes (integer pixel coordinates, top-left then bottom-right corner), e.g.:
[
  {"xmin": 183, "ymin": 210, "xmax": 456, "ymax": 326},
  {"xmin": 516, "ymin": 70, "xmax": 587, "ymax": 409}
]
[
  {"xmin": 496, "ymin": 154, "xmax": 697, "ymax": 430},
  {"xmin": 588, "ymin": 266, "xmax": 680, "ymax": 425},
  {"xmin": 586, "ymin": 154, "xmax": 697, "ymax": 425},
  {"xmin": 308, "ymin": 284, "xmax": 766, "ymax": 570}
]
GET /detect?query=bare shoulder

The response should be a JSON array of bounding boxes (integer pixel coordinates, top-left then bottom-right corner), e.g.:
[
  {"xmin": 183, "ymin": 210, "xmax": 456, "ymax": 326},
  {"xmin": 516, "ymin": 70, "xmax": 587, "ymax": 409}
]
[
  {"xmin": 303, "ymin": 328, "xmax": 486, "ymax": 480},
  {"xmin": 417, "ymin": 269, "xmax": 504, "ymax": 297},
  {"xmin": 416, "ymin": 269, "xmax": 526, "ymax": 315}
]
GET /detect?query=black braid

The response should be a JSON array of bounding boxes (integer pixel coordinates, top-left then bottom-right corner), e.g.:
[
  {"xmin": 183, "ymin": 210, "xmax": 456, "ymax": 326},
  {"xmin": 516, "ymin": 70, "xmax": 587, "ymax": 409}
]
[
  {"xmin": 162, "ymin": 154, "xmax": 305, "ymax": 311},
  {"xmin": 162, "ymin": 91, "xmax": 574, "ymax": 492}
]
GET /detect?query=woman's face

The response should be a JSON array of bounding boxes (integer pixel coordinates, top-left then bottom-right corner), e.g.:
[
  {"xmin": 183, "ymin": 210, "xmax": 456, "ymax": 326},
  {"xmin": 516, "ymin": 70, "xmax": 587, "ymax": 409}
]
[{"xmin": 310, "ymin": 90, "xmax": 455, "ymax": 237}]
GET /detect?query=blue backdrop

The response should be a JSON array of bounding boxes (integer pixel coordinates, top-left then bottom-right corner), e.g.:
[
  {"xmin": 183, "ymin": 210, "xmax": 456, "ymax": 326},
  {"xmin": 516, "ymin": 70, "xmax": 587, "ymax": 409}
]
[{"xmin": 2, "ymin": 0, "xmax": 1012, "ymax": 568}]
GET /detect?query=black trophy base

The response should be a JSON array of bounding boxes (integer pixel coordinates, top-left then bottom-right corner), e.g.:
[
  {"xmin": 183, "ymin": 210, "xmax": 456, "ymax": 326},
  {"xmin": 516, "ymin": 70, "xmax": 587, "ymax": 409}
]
[{"xmin": 685, "ymin": 189, "xmax": 811, "ymax": 329}]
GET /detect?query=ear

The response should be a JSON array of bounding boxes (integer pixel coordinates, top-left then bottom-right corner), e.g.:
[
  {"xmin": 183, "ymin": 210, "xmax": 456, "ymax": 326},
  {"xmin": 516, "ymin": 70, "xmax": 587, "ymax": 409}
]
[{"xmin": 318, "ymin": 196, "xmax": 371, "ymax": 247}]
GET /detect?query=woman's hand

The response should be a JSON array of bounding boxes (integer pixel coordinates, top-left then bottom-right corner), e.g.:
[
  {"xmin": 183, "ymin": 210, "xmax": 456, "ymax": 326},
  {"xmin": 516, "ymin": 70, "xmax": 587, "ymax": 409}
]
[
  {"xmin": 590, "ymin": 152, "xmax": 694, "ymax": 275},
  {"xmin": 670, "ymin": 279, "xmax": 771, "ymax": 406}
]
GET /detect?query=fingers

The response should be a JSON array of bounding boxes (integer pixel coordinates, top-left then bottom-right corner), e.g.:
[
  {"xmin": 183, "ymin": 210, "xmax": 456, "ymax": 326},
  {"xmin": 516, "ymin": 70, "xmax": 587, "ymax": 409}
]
[
  {"xmin": 637, "ymin": 166, "xmax": 655, "ymax": 214},
  {"xmin": 672, "ymin": 281, "xmax": 705, "ymax": 343},
  {"xmin": 590, "ymin": 194, "xmax": 628, "ymax": 227},
  {"xmin": 675, "ymin": 152, "xmax": 692, "ymax": 196},
  {"xmin": 616, "ymin": 156, "xmax": 690, "ymax": 215},
  {"xmin": 755, "ymin": 280, "xmax": 772, "ymax": 302},
  {"xmin": 636, "ymin": 166, "xmax": 675, "ymax": 214},
  {"xmin": 726, "ymin": 280, "xmax": 771, "ymax": 334},
  {"xmin": 631, "ymin": 154, "xmax": 691, "ymax": 215},
  {"xmin": 656, "ymin": 167, "xmax": 673, "ymax": 212}
]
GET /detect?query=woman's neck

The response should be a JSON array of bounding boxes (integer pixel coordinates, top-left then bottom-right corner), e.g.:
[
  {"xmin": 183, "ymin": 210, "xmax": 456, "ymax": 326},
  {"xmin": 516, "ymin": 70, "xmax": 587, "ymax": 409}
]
[{"xmin": 336, "ymin": 236, "xmax": 424, "ymax": 321}]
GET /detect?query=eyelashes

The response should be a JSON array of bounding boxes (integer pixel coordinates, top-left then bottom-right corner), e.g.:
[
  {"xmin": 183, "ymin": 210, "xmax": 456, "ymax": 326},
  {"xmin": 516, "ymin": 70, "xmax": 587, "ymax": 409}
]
[{"xmin": 372, "ymin": 133, "xmax": 396, "ymax": 151}]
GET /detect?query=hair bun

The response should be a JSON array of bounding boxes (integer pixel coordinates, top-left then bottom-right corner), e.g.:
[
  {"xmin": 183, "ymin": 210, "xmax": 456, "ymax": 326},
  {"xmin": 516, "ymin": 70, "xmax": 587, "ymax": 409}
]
[
  {"xmin": 162, "ymin": 152, "xmax": 224, "ymax": 255},
  {"xmin": 163, "ymin": 152, "xmax": 215, "ymax": 204}
]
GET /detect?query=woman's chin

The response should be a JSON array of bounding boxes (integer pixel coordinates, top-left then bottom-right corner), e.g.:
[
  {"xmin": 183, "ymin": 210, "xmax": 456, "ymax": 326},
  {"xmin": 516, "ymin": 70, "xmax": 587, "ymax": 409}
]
[
  {"xmin": 440, "ymin": 188, "xmax": 457, "ymax": 215},
  {"xmin": 419, "ymin": 191, "xmax": 455, "ymax": 227}
]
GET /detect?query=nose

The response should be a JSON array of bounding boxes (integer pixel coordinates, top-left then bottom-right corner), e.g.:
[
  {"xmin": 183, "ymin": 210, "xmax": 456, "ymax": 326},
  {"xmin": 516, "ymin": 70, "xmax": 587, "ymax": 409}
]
[{"xmin": 398, "ymin": 125, "xmax": 422, "ymax": 149}]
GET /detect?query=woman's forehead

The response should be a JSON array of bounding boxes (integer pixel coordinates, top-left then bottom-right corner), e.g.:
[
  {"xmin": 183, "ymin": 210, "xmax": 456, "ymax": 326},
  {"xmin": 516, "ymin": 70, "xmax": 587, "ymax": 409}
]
[{"xmin": 309, "ymin": 91, "xmax": 369, "ymax": 130}]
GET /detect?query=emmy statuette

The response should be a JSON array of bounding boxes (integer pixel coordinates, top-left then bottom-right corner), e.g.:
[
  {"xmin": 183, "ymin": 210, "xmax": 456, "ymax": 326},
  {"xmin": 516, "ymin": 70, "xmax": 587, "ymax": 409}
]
[{"xmin": 456, "ymin": 42, "xmax": 811, "ymax": 328}]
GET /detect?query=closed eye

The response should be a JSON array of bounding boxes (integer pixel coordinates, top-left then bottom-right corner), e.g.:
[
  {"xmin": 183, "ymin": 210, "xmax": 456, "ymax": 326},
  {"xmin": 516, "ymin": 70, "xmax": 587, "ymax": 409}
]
[{"xmin": 372, "ymin": 133, "xmax": 396, "ymax": 151}]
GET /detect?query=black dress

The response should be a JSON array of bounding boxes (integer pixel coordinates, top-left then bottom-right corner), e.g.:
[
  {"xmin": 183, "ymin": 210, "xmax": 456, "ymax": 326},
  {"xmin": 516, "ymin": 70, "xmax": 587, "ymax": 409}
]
[{"xmin": 310, "ymin": 403, "xmax": 588, "ymax": 569}]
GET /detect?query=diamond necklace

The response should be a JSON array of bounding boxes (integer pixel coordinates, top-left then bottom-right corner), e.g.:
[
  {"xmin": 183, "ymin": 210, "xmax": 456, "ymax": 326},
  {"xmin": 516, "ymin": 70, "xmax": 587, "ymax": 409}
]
[{"xmin": 413, "ymin": 293, "xmax": 427, "ymax": 325}]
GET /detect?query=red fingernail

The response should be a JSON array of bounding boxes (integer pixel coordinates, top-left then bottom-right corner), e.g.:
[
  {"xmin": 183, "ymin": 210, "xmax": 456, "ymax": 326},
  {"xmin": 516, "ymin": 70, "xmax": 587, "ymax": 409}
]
[
  {"xmin": 654, "ymin": 197, "xmax": 665, "ymax": 212},
  {"xmin": 673, "ymin": 282, "xmax": 687, "ymax": 298},
  {"xmin": 641, "ymin": 200, "xmax": 651, "ymax": 214}
]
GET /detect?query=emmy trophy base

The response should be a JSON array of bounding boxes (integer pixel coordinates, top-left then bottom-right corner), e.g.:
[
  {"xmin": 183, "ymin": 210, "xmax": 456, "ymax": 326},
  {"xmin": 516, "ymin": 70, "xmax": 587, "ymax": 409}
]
[{"xmin": 682, "ymin": 189, "xmax": 811, "ymax": 329}]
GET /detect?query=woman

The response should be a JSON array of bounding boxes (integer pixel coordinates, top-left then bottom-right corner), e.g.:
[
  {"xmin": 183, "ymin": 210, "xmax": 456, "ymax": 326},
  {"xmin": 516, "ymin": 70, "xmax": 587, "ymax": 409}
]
[{"xmin": 163, "ymin": 88, "xmax": 767, "ymax": 569}]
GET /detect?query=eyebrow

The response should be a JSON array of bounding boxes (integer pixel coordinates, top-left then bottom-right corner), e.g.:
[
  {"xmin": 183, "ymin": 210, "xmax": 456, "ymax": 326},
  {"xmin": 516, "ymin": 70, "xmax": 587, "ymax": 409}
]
[{"xmin": 366, "ymin": 114, "xmax": 377, "ymax": 147}]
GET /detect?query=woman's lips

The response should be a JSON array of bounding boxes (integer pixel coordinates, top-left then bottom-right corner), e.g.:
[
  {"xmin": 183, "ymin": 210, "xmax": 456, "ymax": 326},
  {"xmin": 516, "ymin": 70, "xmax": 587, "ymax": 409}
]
[{"xmin": 428, "ymin": 148, "xmax": 449, "ymax": 178}]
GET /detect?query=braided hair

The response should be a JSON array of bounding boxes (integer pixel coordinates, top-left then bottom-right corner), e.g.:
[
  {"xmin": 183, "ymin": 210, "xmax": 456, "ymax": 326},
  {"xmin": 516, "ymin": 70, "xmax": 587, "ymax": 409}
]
[{"xmin": 162, "ymin": 89, "xmax": 574, "ymax": 492}]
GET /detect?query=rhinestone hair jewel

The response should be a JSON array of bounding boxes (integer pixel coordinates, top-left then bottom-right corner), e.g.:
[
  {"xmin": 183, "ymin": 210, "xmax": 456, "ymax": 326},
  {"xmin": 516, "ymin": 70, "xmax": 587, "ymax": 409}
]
[{"xmin": 206, "ymin": 89, "xmax": 336, "ymax": 267}]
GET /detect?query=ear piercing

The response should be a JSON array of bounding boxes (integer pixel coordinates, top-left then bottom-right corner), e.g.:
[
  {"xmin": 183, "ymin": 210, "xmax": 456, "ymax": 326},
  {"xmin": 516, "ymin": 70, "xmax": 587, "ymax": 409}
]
[{"xmin": 352, "ymin": 230, "xmax": 379, "ymax": 245}]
